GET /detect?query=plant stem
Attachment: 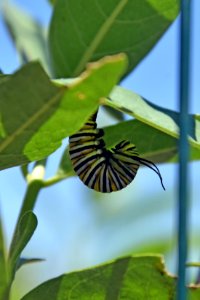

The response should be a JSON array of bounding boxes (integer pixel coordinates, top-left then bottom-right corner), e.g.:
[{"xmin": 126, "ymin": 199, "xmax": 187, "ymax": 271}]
[
  {"xmin": 43, "ymin": 173, "xmax": 74, "ymax": 187},
  {"xmin": 2, "ymin": 285, "xmax": 12, "ymax": 300},
  {"xmin": 6, "ymin": 161, "xmax": 46, "ymax": 299}
]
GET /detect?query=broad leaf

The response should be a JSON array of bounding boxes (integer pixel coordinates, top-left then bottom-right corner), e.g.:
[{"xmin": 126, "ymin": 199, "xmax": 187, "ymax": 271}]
[
  {"xmin": 0, "ymin": 54, "xmax": 127, "ymax": 170},
  {"xmin": 49, "ymin": 0, "xmax": 179, "ymax": 77},
  {"xmin": 0, "ymin": 62, "xmax": 61, "ymax": 170},
  {"xmin": 103, "ymin": 106, "xmax": 124, "ymax": 122},
  {"xmin": 3, "ymin": 3, "xmax": 51, "ymax": 75},
  {"xmin": 21, "ymin": 255, "xmax": 200, "ymax": 300},
  {"xmin": 23, "ymin": 54, "xmax": 127, "ymax": 162},
  {"xmin": 105, "ymin": 86, "xmax": 200, "ymax": 150}
]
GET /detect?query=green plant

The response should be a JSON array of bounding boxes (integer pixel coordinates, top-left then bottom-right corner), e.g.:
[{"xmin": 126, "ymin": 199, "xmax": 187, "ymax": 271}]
[{"xmin": 0, "ymin": 1, "xmax": 200, "ymax": 299}]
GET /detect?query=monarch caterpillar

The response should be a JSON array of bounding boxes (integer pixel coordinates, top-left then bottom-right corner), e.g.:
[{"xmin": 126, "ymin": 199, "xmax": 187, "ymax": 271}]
[{"xmin": 69, "ymin": 110, "xmax": 165, "ymax": 193}]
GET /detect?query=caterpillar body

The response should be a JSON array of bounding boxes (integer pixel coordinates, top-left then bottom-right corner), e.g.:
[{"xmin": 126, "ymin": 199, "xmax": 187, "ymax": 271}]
[{"xmin": 69, "ymin": 111, "xmax": 165, "ymax": 193}]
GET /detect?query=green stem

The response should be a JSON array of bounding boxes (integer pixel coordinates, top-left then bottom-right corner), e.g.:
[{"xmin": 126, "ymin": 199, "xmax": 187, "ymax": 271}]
[
  {"xmin": 5, "ymin": 160, "xmax": 52, "ymax": 299},
  {"xmin": 1, "ymin": 285, "xmax": 11, "ymax": 300},
  {"xmin": 43, "ymin": 173, "xmax": 74, "ymax": 187}
]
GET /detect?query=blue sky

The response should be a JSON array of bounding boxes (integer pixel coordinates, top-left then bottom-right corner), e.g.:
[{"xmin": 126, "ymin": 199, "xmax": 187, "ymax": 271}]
[{"xmin": 0, "ymin": 0, "xmax": 200, "ymax": 298}]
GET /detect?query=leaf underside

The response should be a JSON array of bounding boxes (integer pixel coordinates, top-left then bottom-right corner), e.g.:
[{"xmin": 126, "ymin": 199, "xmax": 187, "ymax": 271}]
[{"xmin": 0, "ymin": 55, "xmax": 127, "ymax": 170}]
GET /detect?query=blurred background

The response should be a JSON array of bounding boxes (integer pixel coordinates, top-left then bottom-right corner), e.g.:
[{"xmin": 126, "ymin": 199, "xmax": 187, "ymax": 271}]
[{"xmin": 0, "ymin": 0, "xmax": 200, "ymax": 299}]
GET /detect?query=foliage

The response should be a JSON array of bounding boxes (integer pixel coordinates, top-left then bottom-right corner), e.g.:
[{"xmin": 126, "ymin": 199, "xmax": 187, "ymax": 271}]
[
  {"xmin": 0, "ymin": 56, "xmax": 126, "ymax": 170},
  {"xmin": 0, "ymin": 0, "xmax": 199, "ymax": 299},
  {"xmin": 20, "ymin": 256, "xmax": 198, "ymax": 300}
]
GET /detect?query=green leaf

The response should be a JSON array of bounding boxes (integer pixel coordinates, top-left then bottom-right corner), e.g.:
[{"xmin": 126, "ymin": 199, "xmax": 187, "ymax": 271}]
[
  {"xmin": 24, "ymin": 54, "xmax": 127, "ymax": 161},
  {"xmin": 49, "ymin": 0, "xmax": 179, "ymax": 77},
  {"xmin": 103, "ymin": 106, "xmax": 124, "ymax": 122},
  {"xmin": 0, "ymin": 62, "xmax": 61, "ymax": 170},
  {"xmin": 21, "ymin": 255, "xmax": 200, "ymax": 300},
  {"xmin": 3, "ymin": 3, "xmax": 51, "ymax": 75},
  {"xmin": 0, "ymin": 209, "xmax": 8, "ymax": 299},
  {"xmin": 8, "ymin": 211, "xmax": 38, "ymax": 279},
  {"xmin": 105, "ymin": 86, "xmax": 200, "ymax": 150},
  {"xmin": 0, "ymin": 54, "xmax": 126, "ymax": 170}
]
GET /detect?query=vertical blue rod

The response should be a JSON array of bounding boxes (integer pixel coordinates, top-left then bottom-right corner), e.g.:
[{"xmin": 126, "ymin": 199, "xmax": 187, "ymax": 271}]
[{"xmin": 177, "ymin": 0, "xmax": 191, "ymax": 299}]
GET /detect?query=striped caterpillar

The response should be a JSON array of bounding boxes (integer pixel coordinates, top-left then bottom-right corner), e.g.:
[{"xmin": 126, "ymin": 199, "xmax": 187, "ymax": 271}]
[{"xmin": 69, "ymin": 110, "xmax": 165, "ymax": 193}]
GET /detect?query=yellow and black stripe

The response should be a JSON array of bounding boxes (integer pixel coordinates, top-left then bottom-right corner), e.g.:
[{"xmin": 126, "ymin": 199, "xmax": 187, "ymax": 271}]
[{"xmin": 69, "ymin": 111, "xmax": 165, "ymax": 193}]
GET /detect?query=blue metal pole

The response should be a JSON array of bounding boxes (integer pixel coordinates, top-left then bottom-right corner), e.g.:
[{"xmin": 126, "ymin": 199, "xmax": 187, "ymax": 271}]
[{"xmin": 177, "ymin": 0, "xmax": 191, "ymax": 299}]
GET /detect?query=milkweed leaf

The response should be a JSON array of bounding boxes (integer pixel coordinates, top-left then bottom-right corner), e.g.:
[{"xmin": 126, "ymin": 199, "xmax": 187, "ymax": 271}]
[
  {"xmin": 21, "ymin": 255, "xmax": 200, "ymax": 300},
  {"xmin": 0, "ymin": 54, "xmax": 127, "ymax": 170},
  {"xmin": 49, "ymin": 0, "xmax": 179, "ymax": 77}
]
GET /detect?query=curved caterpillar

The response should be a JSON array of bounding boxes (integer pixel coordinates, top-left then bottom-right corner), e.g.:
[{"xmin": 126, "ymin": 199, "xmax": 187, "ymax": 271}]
[{"xmin": 69, "ymin": 111, "xmax": 165, "ymax": 193}]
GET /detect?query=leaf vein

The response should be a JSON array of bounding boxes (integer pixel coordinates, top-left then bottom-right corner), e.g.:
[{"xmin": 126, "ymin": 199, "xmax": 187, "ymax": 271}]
[
  {"xmin": 73, "ymin": 0, "xmax": 128, "ymax": 76},
  {"xmin": 0, "ymin": 90, "xmax": 63, "ymax": 153}
]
